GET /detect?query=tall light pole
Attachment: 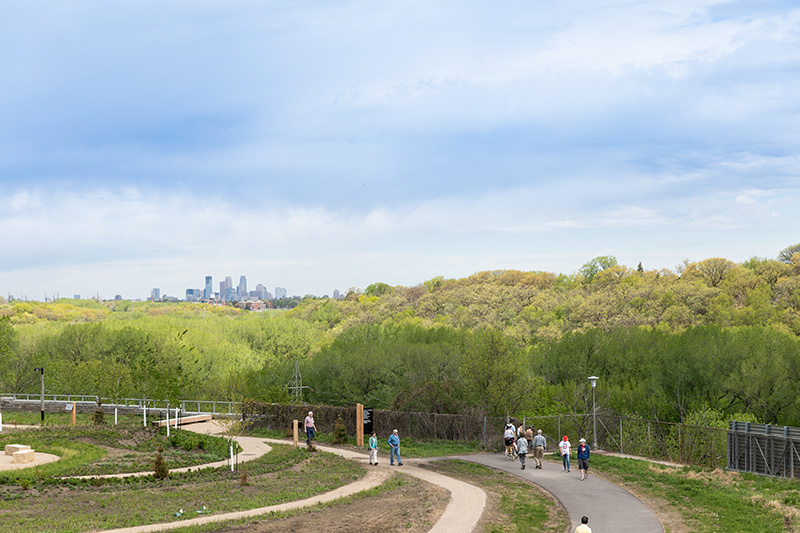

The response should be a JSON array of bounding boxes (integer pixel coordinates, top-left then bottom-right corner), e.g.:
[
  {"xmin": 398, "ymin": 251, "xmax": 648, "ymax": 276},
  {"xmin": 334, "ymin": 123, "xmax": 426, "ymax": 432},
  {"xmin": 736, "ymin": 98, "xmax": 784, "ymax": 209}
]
[
  {"xmin": 588, "ymin": 376, "xmax": 598, "ymax": 449},
  {"xmin": 34, "ymin": 367, "xmax": 45, "ymax": 422}
]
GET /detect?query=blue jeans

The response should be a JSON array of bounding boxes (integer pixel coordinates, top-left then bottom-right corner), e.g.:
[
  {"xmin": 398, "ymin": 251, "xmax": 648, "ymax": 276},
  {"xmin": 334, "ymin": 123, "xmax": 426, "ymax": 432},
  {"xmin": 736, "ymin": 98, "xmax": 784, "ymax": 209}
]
[
  {"xmin": 562, "ymin": 453, "xmax": 570, "ymax": 470},
  {"xmin": 390, "ymin": 446, "xmax": 402, "ymax": 465},
  {"xmin": 306, "ymin": 427, "xmax": 315, "ymax": 445}
]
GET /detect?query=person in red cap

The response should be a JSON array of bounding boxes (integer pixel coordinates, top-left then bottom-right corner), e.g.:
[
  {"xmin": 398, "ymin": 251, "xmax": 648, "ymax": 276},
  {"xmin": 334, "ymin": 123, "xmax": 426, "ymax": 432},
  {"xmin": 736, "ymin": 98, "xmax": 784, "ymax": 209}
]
[{"xmin": 559, "ymin": 435, "xmax": 571, "ymax": 472}]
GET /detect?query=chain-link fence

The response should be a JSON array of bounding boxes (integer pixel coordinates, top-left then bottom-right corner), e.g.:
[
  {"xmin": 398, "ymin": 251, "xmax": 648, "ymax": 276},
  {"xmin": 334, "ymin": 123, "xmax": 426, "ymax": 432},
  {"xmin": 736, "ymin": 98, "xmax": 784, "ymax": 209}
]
[{"xmin": 241, "ymin": 401, "xmax": 735, "ymax": 469}]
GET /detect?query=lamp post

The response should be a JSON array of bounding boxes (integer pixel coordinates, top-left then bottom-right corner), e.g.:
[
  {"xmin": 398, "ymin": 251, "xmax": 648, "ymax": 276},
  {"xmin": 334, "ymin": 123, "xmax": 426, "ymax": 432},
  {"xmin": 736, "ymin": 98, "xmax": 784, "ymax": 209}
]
[
  {"xmin": 588, "ymin": 376, "xmax": 598, "ymax": 449},
  {"xmin": 34, "ymin": 367, "xmax": 45, "ymax": 422}
]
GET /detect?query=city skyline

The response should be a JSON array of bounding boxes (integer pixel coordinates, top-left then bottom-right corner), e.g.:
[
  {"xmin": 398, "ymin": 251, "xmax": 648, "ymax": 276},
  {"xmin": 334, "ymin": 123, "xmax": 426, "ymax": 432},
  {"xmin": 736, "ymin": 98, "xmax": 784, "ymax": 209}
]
[{"xmin": 2, "ymin": 2, "xmax": 799, "ymax": 300}]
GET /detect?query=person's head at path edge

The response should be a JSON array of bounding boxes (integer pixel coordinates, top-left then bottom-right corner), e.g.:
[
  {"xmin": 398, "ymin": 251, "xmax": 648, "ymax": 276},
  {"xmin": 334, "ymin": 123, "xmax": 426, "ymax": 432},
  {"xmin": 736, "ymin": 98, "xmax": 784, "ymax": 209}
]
[
  {"xmin": 308, "ymin": 411, "xmax": 313, "ymax": 417},
  {"xmin": 580, "ymin": 438, "xmax": 586, "ymax": 443},
  {"xmin": 393, "ymin": 429, "xmax": 398, "ymax": 435},
  {"xmin": 563, "ymin": 436, "xmax": 568, "ymax": 441},
  {"xmin": 581, "ymin": 516, "xmax": 589, "ymax": 524},
  {"xmin": 537, "ymin": 429, "xmax": 542, "ymax": 434}
]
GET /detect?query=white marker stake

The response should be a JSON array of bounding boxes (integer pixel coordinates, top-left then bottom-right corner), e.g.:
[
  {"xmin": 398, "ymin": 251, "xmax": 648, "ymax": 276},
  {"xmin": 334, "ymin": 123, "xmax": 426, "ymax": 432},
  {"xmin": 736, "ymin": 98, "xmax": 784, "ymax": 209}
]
[
  {"xmin": 114, "ymin": 407, "xmax": 118, "ymax": 425},
  {"xmin": 230, "ymin": 445, "xmax": 234, "ymax": 472},
  {"xmin": 143, "ymin": 406, "xmax": 147, "ymax": 427},
  {"xmin": 166, "ymin": 408, "xmax": 170, "ymax": 437},
  {"xmin": 175, "ymin": 408, "xmax": 179, "ymax": 429}
]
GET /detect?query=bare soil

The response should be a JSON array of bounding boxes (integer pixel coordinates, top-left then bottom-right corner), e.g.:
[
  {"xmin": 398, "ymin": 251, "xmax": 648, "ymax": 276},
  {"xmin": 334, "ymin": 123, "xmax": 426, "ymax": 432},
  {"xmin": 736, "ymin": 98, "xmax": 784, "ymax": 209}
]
[{"xmin": 208, "ymin": 473, "xmax": 449, "ymax": 533}]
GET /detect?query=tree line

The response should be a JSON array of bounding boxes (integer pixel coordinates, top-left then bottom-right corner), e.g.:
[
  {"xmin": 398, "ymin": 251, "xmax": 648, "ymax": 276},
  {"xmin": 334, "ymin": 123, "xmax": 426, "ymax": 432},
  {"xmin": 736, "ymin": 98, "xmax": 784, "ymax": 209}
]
[{"xmin": 1, "ymin": 246, "xmax": 800, "ymax": 427}]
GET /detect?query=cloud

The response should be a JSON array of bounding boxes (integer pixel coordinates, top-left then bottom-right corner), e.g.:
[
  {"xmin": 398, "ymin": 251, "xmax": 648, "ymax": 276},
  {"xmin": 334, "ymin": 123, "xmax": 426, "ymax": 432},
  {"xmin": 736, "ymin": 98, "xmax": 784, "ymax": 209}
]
[{"xmin": 1, "ymin": 1, "xmax": 800, "ymax": 298}]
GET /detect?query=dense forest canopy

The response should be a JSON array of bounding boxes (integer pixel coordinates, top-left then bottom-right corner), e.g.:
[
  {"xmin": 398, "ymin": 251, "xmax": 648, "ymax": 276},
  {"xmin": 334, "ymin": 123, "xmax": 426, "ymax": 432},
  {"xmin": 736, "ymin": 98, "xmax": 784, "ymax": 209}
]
[{"xmin": 2, "ymin": 248, "xmax": 800, "ymax": 426}]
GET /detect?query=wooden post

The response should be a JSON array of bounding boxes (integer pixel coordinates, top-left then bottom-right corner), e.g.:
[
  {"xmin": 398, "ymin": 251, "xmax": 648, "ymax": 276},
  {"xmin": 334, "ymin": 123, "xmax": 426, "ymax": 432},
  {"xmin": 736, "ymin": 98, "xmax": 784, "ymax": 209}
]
[
  {"xmin": 356, "ymin": 403, "xmax": 364, "ymax": 447},
  {"xmin": 293, "ymin": 419, "xmax": 299, "ymax": 448},
  {"xmin": 71, "ymin": 402, "xmax": 76, "ymax": 426}
]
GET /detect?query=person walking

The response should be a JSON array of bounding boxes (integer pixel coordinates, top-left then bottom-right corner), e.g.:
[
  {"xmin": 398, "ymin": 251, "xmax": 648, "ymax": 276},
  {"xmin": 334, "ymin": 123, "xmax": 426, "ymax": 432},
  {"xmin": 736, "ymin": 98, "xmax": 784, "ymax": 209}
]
[
  {"xmin": 577, "ymin": 438, "xmax": 591, "ymax": 480},
  {"xmin": 559, "ymin": 435, "xmax": 571, "ymax": 472},
  {"xmin": 304, "ymin": 411, "xmax": 316, "ymax": 447},
  {"xmin": 525, "ymin": 426, "xmax": 534, "ymax": 448},
  {"xmin": 504, "ymin": 423, "xmax": 517, "ymax": 460},
  {"xmin": 532, "ymin": 429, "xmax": 546, "ymax": 469},
  {"xmin": 368, "ymin": 431, "xmax": 379, "ymax": 465},
  {"xmin": 516, "ymin": 430, "xmax": 529, "ymax": 470},
  {"xmin": 388, "ymin": 429, "xmax": 403, "ymax": 466},
  {"xmin": 575, "ymin": 515, "xmax": 592, "ymax": 532}
]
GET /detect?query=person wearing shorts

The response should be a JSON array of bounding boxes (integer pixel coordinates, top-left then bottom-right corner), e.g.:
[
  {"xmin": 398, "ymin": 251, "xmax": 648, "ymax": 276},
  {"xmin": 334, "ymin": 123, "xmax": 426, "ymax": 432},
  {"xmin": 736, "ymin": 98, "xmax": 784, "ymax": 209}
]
[{"xmin": 503, "ymin": 424, "xmax": 516, "ymax": 458}]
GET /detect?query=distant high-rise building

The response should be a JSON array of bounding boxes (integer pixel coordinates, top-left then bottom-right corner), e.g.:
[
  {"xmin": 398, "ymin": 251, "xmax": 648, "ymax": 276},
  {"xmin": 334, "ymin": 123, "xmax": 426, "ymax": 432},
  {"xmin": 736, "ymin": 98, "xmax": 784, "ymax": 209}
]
[
  {"xmin": 275, "ymin": 287, "xmax": 287, "ymax": 299},
  {"xmin": 223, "ymin": 276, "xmax": 233, "ymax": 302},
  {"xmin": 255, "ymin": 283, "xmax": 267, "ymax": 300},
  {"xmin": 186, "ymin": 288, "xmax": 203, "ymax": 302},
  {"xmin": 219, "ymin": 281, "xmax": 226, "ymax": 301},
  {"xmin": 151, "ymin": 288, "xmax": 160, "ymax": 300},
  {"xmin": 204, "ymin": 276, "xmax": 213, "ymax": 299},
  {"xmin": 74, "ymin": 294, "xmax": 81, "ymax": 300},
  {"xmin": 114, "ymin": 295, "xmax": 122, "ymax": 300},
  {"xmin": 333, "ymin": 289, "xmax": 340, "ymax": 299},
  {"xmin": 238, "ymin": 276, "xmax": 247, "ymax": 299}
]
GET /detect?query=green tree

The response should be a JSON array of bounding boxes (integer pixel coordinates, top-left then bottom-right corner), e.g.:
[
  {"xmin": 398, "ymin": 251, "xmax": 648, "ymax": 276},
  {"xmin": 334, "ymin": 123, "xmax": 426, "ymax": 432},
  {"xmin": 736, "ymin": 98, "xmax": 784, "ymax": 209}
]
[
  {"xmin": 460, "ymin": 329, "xmax": 537, "ymax": 416},
  {"xmin": 778, "ymin": 242, "xmax": 800, "ymax": 263},
  {"xmin": 365, "ymin": 282, "xmax": 394, "ymax": 297},
  {"xmin": 579, "ymin": 256, "xmax": 618, "ymax": 283}
]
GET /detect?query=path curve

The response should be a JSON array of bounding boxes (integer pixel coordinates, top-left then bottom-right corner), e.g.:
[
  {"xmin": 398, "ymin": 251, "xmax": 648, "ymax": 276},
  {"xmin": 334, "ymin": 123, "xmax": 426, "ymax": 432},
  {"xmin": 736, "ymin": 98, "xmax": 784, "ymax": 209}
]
[
  {"xmin": 70, "ymin": 421, "xmax": 271, "ymax": 479},
  {"xmin": 105, "ymin": 426, "xmax": 486, "ymax": 533},
  {"xmin": 454, "ymin": 453, "xmax": 664, "ymax": 532},
  {"xmin": 262, "ymin": 438, "xmax": 487, "ymax": 533}
]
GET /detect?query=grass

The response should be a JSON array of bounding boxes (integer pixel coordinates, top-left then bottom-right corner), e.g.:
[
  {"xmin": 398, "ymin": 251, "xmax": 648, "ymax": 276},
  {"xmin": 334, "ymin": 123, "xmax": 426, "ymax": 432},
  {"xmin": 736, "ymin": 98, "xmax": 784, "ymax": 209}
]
[
  {"xmin": 0, "ymin": 444, "xmax": 365, "ymax": 533},
  {"xmin": 6, "ymin": 418, "xmax": 800, "ymax": 532},
  {"xmin": 422, "ymin": 459, "xmax": 569, "ymax": 532},
  {"xmin": 0, "ymin": 425, "xmax": 234, "ymax": 478},
  {"xmin": 586, "ymin": 454, "xmax": 800, "ymax": 532},
  {"xmin": 165, "ymin": 473, "xmax": 428, "ymax": 533}
]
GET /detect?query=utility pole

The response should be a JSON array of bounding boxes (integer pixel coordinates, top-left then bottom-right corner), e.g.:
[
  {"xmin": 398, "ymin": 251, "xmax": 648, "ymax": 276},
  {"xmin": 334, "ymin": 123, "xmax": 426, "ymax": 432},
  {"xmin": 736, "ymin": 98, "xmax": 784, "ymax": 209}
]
[
  {"xmin": 34, "ymin": 368, "xmax": 45, "ymax": 422},
  {"xmin": 286, "ymin": 361, "xmax": 313, "ymax": 403}
]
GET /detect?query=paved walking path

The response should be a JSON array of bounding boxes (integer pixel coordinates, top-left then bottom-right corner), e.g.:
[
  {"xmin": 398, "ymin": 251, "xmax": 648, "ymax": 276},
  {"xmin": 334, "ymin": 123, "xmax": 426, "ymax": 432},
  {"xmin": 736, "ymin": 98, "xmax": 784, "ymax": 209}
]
[
  {"xmin": 454, "ymin": 453, "xmax": 664, "ymax": 532},
  {"xmin": 261, "ymin": 438, "xmax": 487, "ymax": 533},
  {"xmin": 105, "ymin": 426, "xmax": 486, "ymax": 533}
]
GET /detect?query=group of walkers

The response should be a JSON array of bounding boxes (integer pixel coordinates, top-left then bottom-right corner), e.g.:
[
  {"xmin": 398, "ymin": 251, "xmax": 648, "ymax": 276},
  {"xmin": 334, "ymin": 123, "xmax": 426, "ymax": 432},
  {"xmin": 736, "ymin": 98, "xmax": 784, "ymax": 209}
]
[
  {"xmin": 504, "ymin": 423, "xmax": 592, "ymax": 480},
  {"xmin": 304, "ymin": 410, "xmax": 404, "ymax": 466},
  {"xmin": 366, "ymin": 429, "xmax": 404, "ymax": 466}
]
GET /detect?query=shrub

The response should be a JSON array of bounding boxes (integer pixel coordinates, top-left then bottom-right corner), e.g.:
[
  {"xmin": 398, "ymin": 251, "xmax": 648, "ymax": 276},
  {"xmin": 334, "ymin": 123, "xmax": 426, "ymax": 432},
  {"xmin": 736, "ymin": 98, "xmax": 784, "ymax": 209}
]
[
  {"xmin": 333, "ymin": 415, "xmax": 347, "ymax": 445},
  {"xmin": 92, "ymin": 409, "xmax": 105, "ymax": 425},
  {"xmin": 153, "ymin": 445, "xmax": 169, "ymax": 480}
]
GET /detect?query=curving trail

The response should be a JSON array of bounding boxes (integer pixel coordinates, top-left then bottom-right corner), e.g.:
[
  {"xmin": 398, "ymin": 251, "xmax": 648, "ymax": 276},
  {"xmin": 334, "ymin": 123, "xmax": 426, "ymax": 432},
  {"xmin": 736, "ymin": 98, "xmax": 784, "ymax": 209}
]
[
  {"xmin": 102, "ymin": 423, "xmax": 486, "ymax": 533},
  {"xmin": 454, "ymin": 453, "xmax": 664, "ymax": 532},
  {"xmin": 261, "ymin": 438, "xmax": 487, "ymax": 533}
]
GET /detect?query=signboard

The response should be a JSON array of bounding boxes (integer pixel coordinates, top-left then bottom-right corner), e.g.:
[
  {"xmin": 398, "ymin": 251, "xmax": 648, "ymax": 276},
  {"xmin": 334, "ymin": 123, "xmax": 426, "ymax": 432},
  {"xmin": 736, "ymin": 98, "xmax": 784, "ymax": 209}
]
[{"xmin": 363, "ymin": 407, "xmax": 374, "ymax": 435}]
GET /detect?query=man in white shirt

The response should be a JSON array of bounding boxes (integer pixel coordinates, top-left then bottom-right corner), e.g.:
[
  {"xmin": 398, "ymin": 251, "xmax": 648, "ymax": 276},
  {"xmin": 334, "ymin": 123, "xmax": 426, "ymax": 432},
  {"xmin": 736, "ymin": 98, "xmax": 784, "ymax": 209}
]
[{"xmin": 304, "ymin": 411, "xmax": 316, "ymax": 447}]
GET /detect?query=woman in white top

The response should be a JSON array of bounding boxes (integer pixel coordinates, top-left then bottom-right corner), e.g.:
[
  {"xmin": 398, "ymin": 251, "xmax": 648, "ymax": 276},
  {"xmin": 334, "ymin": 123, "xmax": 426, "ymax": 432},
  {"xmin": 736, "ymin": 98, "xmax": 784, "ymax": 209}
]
[
  {"xmin": 559, "ymin": 435, "xmax": 571, "ymax": 472},
  {"xmin": 504, "ymin": 424, "xmax": 517, "ymax": 459}
]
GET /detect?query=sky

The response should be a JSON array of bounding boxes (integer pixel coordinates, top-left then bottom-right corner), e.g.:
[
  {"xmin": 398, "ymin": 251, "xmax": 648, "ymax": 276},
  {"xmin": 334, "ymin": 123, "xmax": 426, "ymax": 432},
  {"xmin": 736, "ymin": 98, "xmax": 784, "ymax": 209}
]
[{"xmin": 2, "ymin": 0, "xmax": 799, "ymax": 300}]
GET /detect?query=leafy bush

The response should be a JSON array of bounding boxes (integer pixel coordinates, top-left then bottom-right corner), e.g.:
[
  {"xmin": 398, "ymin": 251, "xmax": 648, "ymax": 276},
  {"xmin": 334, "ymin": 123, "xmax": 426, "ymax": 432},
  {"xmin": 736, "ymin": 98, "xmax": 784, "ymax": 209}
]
[
  {"xmin": 333, "ymin": 415, "xmax": 347, "ymax": 445},
  {"xmin": 153, "ymin": 445, "xmax": 169, "ymax": 480}
]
